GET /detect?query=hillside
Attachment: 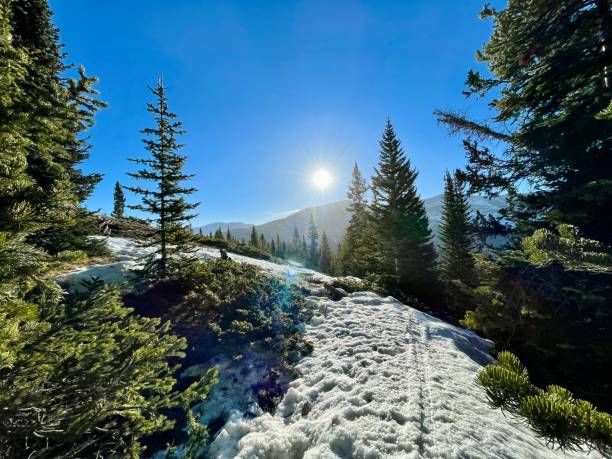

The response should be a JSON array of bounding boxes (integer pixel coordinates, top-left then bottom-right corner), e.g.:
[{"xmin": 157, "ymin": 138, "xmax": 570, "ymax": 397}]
[
  {"xmin": 60, "ymin": 237, "xmax": 592, "ymax": 458},
  {"xmin": 199, "ymin": 194, "xmax": 506, "ymax": 247}
]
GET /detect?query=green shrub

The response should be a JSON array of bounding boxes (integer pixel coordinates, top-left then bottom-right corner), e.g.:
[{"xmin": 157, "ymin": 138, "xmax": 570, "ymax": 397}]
[
  {"xmin": 168, "ymin": 258, "xmax": 310, "ymax": 354},
  {"xmin": 478, "ymin": 352, "xmax": 612, "ymax": 455},
  {"xmin": 0, "ymin": 283, "xmax": 217, "ymax": 458}
]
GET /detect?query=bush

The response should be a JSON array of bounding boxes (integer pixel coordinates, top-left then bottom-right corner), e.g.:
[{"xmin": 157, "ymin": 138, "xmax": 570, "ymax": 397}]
[
  {"xmin": 330, "ymin": 277, "xmax": 367, "ymax": 293},
  {"xmin": 168, "ymin": 259, "xmax": 310, "ymax": 352},
  {"xmin": 0, "ymin": 283, "xmax": 217, "ymax": 458},
  {"xmin": 478, "ymin": 352, "xmax": 612, "ymax": 455},
  {"xmin": 461, "ymin": 227, "xmax": 612, "ymax": 411},
  {"xmin": 126, "ymin": 258, "xmax": 313, "ymax": 416}
]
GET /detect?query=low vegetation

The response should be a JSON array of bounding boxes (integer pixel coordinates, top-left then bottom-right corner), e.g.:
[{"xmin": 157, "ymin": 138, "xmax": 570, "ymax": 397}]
[{"xmin": 479, "ymin": 352, "xmax": 612, "ymax": 456}]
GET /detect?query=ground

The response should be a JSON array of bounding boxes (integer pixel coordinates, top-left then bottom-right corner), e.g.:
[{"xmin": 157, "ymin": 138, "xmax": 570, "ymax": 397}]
[{"xmin": 60, "ymin": 237, "xmax": 596, "ymax": 458}]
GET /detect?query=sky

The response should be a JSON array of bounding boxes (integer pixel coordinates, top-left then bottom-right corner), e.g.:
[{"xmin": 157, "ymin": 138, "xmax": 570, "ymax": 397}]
[{"xmin": 50, "ymin": 0, "xmax": 500, "ymax": 226}]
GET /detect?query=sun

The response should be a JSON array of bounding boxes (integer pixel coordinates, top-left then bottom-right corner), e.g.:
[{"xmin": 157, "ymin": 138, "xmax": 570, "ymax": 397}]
[{"xmin": 312, "ymin": 168, "xmax": 332, "ymax": 190}]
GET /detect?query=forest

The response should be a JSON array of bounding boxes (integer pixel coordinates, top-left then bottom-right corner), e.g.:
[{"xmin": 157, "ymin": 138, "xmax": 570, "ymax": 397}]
[{"xmin": 0, "ymin": 0, "xmax": 611, "ymax": 457}]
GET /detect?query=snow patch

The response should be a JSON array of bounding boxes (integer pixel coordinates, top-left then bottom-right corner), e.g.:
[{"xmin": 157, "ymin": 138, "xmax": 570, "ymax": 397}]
[{"xmin": 207, "ymin": 293, "xmax": 595, "ymax": 458}]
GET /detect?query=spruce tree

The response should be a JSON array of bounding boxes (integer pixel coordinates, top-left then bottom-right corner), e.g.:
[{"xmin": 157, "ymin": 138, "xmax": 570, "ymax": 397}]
[
  {"xmin": 340, "ymin": 162, "xmax": 376, "ymax": 277},
  {"xmin": 435, "ymin": 0, "xmax": 612, "ymax": 243},
  {"xmin": 1, "ymin": 0, "xmax": 106, "ymax": 255},
  {"xmin": 308, "ymin": 214, "xmax": 319, "ymax": 266},
  {"xmin": 275, "ymin": 234, "xmax": 281, "ymax": 256},
  {"xmin": 259, "ymin": 233, "xmax": 267, "ymax": 250},
  {"xmin": 301, "ymin": 235, "xmax": 308, "ymax": 261},
  {"xmin": 370, "ymin": 120, "xmax": 436, "ymax": 293},
  {"xmin": 291, "ymin": 225, "xmax": 300, "ymax": 257},
  {"xmin": 270, "ymin": 238, "xmax": 276, "ymax": 256},
  {"xmin": 439, "ymin": 170, "xmax": 476, "ymax": 285},
  {"xmin": 112, "ymin": 181, "xmax": 126, "ymax": 218},
  {"xmin": 319, "ymin": 232, "xmax": 332, "ymax": 273},
  {"xmin": 250, "ymin": 226, "xmax": 258, "ymax": 247},
  {"xmin": 225, "ymin": 227, "xmax": 232, "ymax": 242},
  {"xmin": 126, "ymin": 77, "xmax": 198, "ymax": 278},
  {"xmin": 214, "ymin": 226, "xmax": 223, "ymax": 239}
]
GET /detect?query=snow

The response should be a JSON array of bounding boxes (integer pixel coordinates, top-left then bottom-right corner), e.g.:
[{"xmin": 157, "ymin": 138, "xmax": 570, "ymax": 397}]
[
  {"xmin": 57, "ymin": 236, "xmax": 334, "ymax": 291},
  {"xmin": 61, "ymin": 237, "xmax": 595, "ymax": 458},
  {"xmin": 206, "ymin": 292, "xmax": 591, "ymax": 458}
]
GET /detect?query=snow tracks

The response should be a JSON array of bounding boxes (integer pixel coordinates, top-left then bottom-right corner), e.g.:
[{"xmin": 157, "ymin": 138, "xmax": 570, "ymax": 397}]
[{"xmin": 207, "ymin": 292, "xmax": 580, "ymax": 458}]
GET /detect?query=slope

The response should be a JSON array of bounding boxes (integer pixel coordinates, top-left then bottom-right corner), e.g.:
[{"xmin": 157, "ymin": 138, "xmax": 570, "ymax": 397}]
[
  {"xmin": 200, "ymin": 194, "xmax": 505, "ymax": 248},
  {"xmin": 59, "ymin": 237, "xmax": 594, "ymax": 458}
]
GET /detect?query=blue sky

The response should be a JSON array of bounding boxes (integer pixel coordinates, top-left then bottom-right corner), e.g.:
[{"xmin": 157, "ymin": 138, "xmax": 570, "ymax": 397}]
[{"xmin": 50, "ymin": 0, "xmax": 499, "ymax": 225}]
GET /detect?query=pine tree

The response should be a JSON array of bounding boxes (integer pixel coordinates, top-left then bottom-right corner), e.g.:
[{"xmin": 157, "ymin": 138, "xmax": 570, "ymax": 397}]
[
  {"xmin": 275, "ymin": 234, "xmax": 281, "ymax": 256},
  {"xmin": 126, "ymin": 77, "xmax": 198, "ymax": 278},
  {"xmin": 112, "ymin": 181, "xmax": 125, "ymax": 218},
  {"xmin": 270, "ymin": 238, "xmax": 276, "ymax": 256},
  {"xmin": 259, "ymin": 233, "xmax": 266, "ymax": 250},
  {"xmin": 439, "ymin": 170, "xmax": 476, "ymax": 310},
  {"xmin": 435, "ymin": 0, "xmax": 612, "ymax": 243},
  {"xmin": 1, "ymin": 0, "xmax": 106, "ymax": 255},
  {"xmin": 291, "ymin": 225, "xmax": 300, "ymax": 257},
  {"xmin": 308, "ymin": 214, "xmax": 319, "ymax": 266},
  {"xmin": 225, "ymin": 227, "xmax": 232, "ymax": 242},
  {"xmin": 214, "ymin": 226, "xmax": 223, "ymax": 239},
  {"xmin": 340, "ymin": 162, "xmax": 376, "ymax": 277},
  {"xmin": 370, "ymin": 120, "xmax": 436, "ymax": 293},
  {"xmin": 319, "ymin": 232, "xmax": 332, "ymax": 273},
  {"xmin": 301, "ymin": 235, "xmax": 308, "ymax": 260},
  {"xmin": 250, "ymin": 226, "xmax": 258, "ymax": 247}
]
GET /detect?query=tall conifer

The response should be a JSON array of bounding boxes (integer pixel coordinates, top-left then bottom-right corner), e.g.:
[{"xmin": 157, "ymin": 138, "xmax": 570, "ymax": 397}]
[
  {"xmin": 126, "ymin": 77, "xmax": 198, "ymax": 278},
  {"xmin": 439, "ymin": 170, "xmax": 476, "ymax": 297},
  {"xmin": 319, "ymin": 232, "xmax": 332, "ymax": 273},
  {"xmin": 340, "ymin": 162, "xmax": 376, "ymax": 277},
  {"xmin": 370, "ymin": 120, "xmax": 436, "ymax": 293},
  {"xmin": 250, "ymin": 226, "xmax": 259, "ymax": 247},
  {"xmin": 112, "ymin": 181, "xmax": 125, "ymax": 218},
  {"xmin": 308, "ymin": 214, "xmax": 319, "ymax": 266}
]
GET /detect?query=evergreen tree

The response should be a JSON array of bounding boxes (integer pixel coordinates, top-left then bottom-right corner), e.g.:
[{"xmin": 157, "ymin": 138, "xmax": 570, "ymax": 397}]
[
  {"xmin": 112, "ymin": 181, "xmax": 125, "ymax": 218},
  {"xmin": 126, "ymin": 77, "xmax": 198, "ymax": 278},
  {"xmin": 0, "ymin": 0, "xmax": 106, "ymax": 255},
  {"xmin": 225, "ymin": 227, "xmax": 232, "ymax": 242},
  {"xmin": 291, "ymin": 225, "xmax": 300, "ymax": 257},
  {"xmin": 340, "ymin": 162, "xmax": 377, "ymax": 277},
  {"xmin": 259, "ymin": 233, "xmax": 267, "ymax": 250},
  {"xmin": 308, "ymin": 214, "xmax": 319, "ymax": 266},
  {"xmin": 439, "ymin": 170, "xmax": 476, "ymax": 286},
  {"xmin": 275, "ymin": 234, "xmax": 281, "ymax": 256},
  {"xmin": 214, "ymin": 226, "xmax": 223, "ymax": 239},
  {"xmin": 301, "ymin": 235, "xmax": 308, "ymax": 260},
  {"xmin": 318, "ymin": 232, "xmax": 332, "ymax": 273},
  {"xmin": 250, "ymin": 226, "xmax": 258, "ymax": 247},
  {"xmin": 435, "ymin": 0, "xmax": 612, "ymax": 243},
  {"xmin": 199, "ymin": 228, "xmax": 203, "ymax": 237},
  {"xmin": 370, "ymin": 120, "xmax": 436, "ymax": 293},
  {"xmin": 270, "ymin": 238, "xmax": 276, "ymax": 255}
]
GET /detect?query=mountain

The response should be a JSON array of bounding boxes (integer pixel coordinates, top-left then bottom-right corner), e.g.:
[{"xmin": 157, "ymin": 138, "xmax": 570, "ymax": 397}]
[
  {"xmin": 199, "ymin": 194, "xmax": 506, "ymax": 247},
  {"xmin": 229, "ymin": 201, "xmax": 352, "ymax": 247}
]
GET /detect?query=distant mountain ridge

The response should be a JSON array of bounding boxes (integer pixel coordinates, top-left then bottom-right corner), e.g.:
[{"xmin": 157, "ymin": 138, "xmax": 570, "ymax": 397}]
[{"xmin": 195, "ymin": 194, "xmax": 506, "ymax": 247}]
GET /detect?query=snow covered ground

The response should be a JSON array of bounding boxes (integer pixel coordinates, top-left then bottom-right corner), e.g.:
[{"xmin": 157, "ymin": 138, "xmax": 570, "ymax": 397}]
[
  {"xmin": 207, "ymin": 292, "xmax": 591, "ymax": 458},
  {"xmin": 61, "ymin": 237, "xmax": 594, "ymax": 458},
  {"xmin": 58, "ymin": 236, "xmax": 333, "ymax": 291}
]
